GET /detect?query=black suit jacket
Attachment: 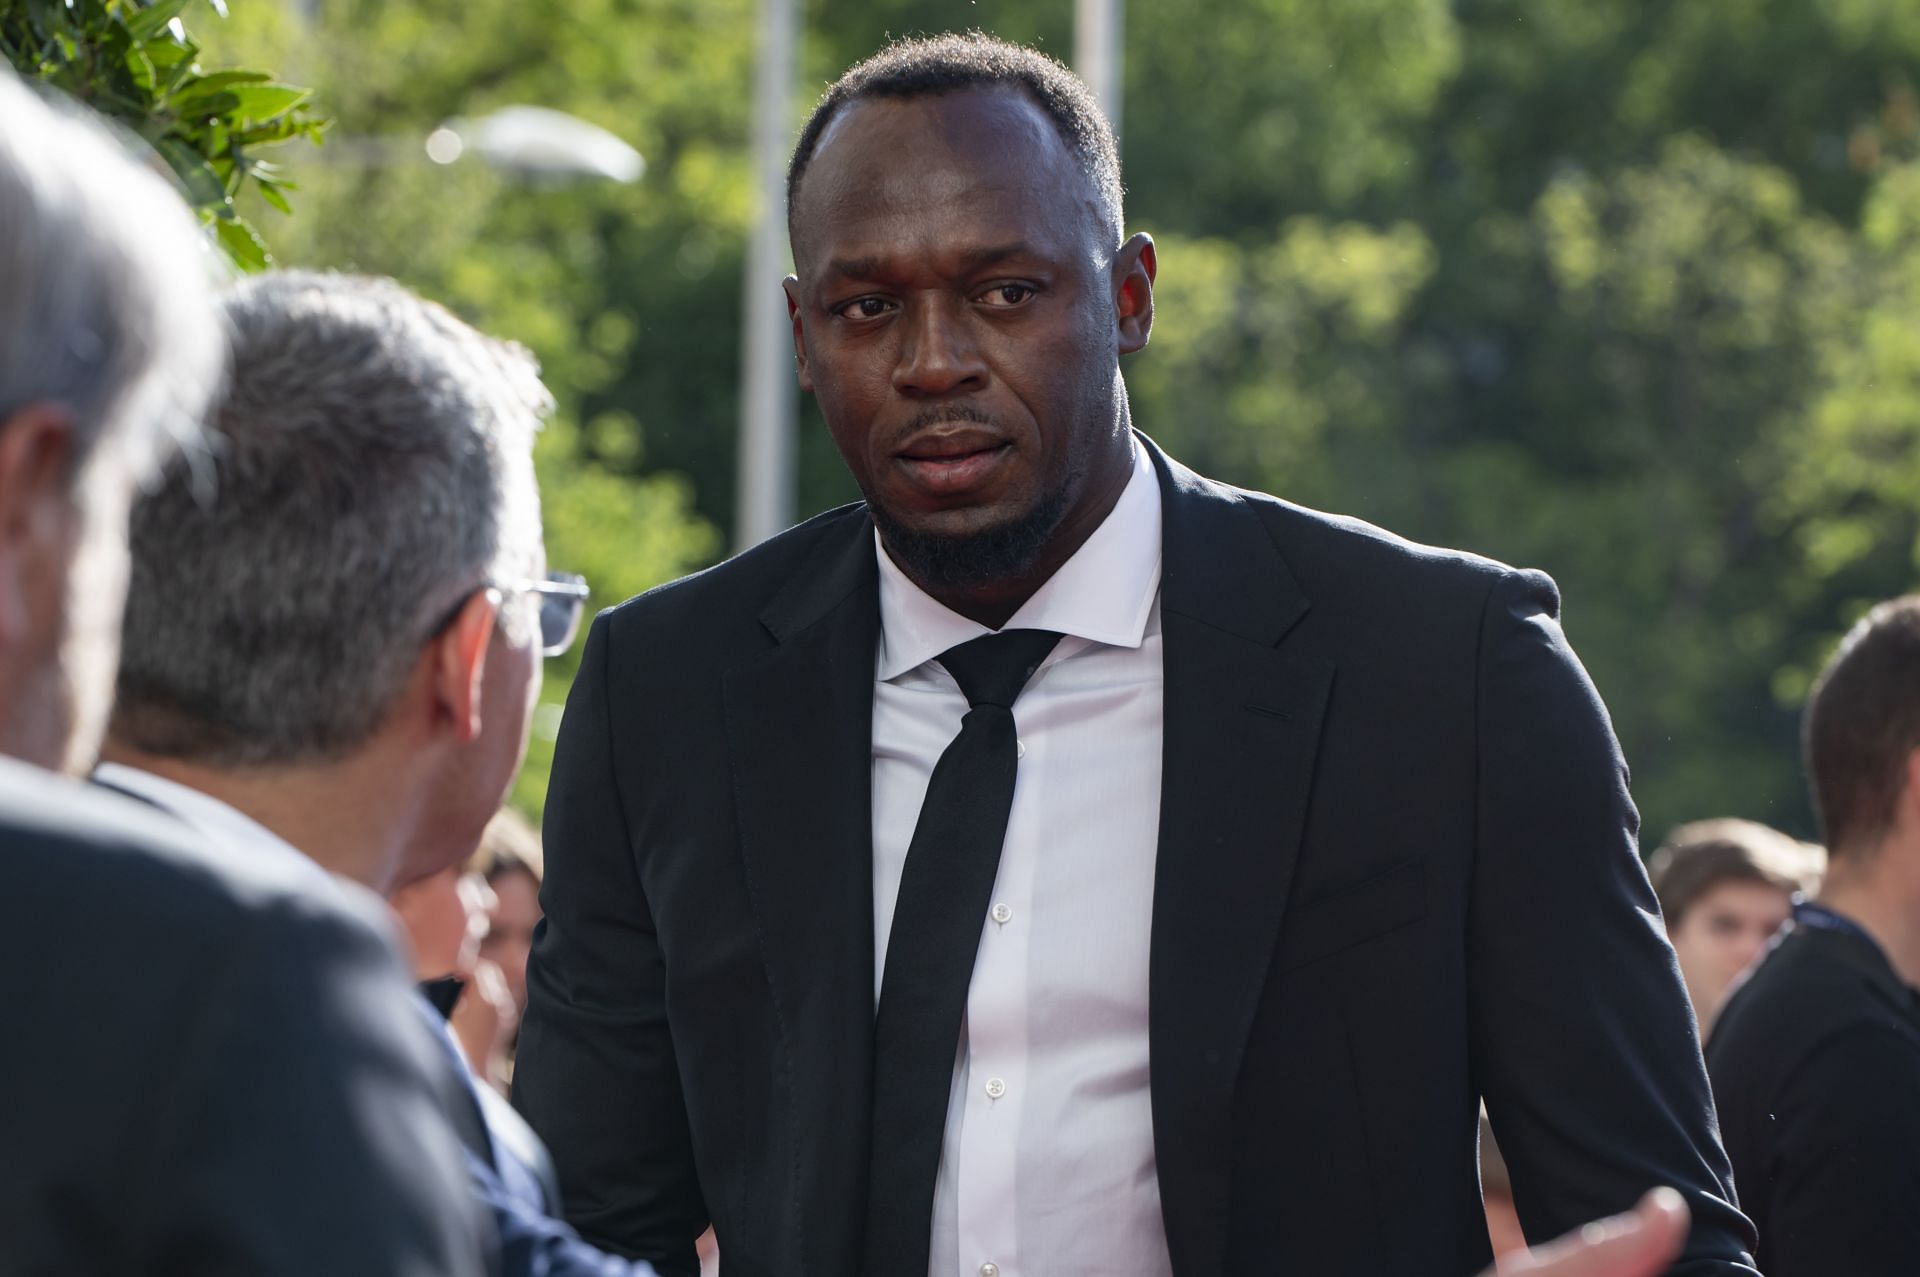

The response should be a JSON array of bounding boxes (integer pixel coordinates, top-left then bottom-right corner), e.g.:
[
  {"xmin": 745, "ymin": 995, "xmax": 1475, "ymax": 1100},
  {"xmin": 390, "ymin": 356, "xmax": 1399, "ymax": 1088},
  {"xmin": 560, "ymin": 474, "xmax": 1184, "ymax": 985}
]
[
  {"xmin": 516, "ymin": 439, "xmax": 1757, "ymax": 1277},
  {"xmin": 0, "ymin": 759, "xmax": 488, "ymax": 1276},
  {"xmin": 1706, "ymin": 920, "xmax": 1920, "ymax": 1275}
]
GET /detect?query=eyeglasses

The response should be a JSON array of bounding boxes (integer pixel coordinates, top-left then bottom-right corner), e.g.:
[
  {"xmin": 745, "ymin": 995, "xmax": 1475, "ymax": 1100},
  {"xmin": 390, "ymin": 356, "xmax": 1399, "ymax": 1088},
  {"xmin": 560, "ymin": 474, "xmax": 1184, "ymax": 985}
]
[
  {"xmin": 506, "ymin": 571, "xmax": 591, "ymax": 657},
  {"xmin": 428, "ymin": 570, "xmax": 591, "ymax": 658}
]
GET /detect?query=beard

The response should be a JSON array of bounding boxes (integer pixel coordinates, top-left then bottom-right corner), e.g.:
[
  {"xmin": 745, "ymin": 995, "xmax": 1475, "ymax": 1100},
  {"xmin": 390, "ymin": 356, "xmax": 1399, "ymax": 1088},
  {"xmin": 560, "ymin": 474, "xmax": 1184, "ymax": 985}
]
[
  {"xmin": 870, "ymin": 474, "xmax": 1074, "ymax": 592},
  {"xmin": 864, "ymin": 403, "xmax": 1087, "ymax": 591}
]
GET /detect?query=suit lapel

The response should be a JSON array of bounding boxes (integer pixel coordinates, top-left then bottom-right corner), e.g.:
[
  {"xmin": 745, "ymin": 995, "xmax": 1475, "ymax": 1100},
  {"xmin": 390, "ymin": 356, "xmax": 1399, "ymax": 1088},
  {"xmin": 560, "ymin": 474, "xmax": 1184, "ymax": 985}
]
[
  {"xmin": 723, "ymin": 515, "xmax": 880, "ymax": 1275},
  {"xmin": 1143, "ymin": 440, "xmax": 1332, "ymax": 1277}
]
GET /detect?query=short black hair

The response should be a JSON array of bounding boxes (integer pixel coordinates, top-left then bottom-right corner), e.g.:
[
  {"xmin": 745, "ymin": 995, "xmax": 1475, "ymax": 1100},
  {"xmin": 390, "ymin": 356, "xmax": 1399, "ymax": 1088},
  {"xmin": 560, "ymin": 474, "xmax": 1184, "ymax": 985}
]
[
  {"xmin": 786, "ymin": 32, "xmax": 1123, "ymax": 247},
  {"xmin": 1805, "ymin": 595, "xmax": 1920, "ymax": 857}
]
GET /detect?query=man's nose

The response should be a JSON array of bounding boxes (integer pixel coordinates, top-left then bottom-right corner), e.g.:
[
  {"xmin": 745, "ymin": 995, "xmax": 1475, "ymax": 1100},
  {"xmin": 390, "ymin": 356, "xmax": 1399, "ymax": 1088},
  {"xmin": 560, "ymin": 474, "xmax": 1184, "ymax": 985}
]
[{"xmin": 892, "ymin": 296, "xmax": 988, "ymax": 397}]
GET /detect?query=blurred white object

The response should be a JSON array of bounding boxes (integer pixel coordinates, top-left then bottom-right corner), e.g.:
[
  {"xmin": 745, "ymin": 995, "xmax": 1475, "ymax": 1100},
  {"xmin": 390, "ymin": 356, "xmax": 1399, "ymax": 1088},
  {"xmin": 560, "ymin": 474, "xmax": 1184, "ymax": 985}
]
[
  {"xmin": 435, "ymin": 106, "xmax": 645, "ymax": 183},
  {"xmin": 734, "ymin": 0, "xmax": 799, "ymax": 551},
  {"xmin": 1074, "ymin": 0, "xmax": 1125, "ymax": 141}
]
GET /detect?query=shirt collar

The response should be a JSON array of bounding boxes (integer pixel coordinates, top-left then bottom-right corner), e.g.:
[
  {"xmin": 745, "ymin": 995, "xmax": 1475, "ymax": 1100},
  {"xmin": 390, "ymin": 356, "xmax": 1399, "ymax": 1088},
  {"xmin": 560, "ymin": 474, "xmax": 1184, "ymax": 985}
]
[
  {"xmin": 1793, "ymin": 899, "xmax": 1920, "ymax": 1007},
  {"xmin": 875, "ymin": 437, "xmax": 1163, "ymax": 682},
  {"xmin": 93, "ymin": 761, "xmax": 333, "ymax": 889}
]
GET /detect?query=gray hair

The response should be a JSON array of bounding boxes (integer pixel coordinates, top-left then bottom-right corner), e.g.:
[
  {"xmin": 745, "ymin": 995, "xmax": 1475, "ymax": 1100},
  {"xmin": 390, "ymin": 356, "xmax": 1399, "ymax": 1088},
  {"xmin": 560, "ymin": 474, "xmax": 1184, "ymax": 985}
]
[
  {"xmin": 0, "ymin": 70, "xmax": 223, "ymax": 481},
  {"xmin": 112, "ymin": 271, "xmax": 552, "ymax": 766}
]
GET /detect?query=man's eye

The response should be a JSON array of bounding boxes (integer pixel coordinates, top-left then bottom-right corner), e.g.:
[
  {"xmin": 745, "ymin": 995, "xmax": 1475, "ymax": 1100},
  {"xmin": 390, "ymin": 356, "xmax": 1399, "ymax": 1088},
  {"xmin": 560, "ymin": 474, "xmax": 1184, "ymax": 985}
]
[
  {"xmin": 979, "ymin": 283, "xmax": 1036, "ymax": 308},
  {"xmin": 835, "ymin": 297, "xmax": 895, "ymax": 319}
]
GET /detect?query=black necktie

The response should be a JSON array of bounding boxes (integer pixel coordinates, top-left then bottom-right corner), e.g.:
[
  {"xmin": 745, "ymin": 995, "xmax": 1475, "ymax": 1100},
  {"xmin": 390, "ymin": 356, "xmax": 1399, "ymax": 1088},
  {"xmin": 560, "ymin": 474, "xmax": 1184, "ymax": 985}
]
[{"xmin": 863, "ymin": 627, "xmax": 1063, "ymax": 1276}]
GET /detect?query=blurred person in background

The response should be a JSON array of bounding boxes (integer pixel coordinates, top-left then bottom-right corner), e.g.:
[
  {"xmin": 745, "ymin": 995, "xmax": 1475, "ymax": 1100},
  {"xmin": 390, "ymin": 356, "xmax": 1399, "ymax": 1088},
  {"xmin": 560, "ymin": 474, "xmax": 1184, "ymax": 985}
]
[
  {"xmin": 398, "ymin": 859, "xmax": 518, "ymax": 1076},
  {"xmin": 1707, "ymin": 595, "xmax": 1920, "ymax": 1275},
  {"xmin": 96, "ymin": 269, "xmax": 649, "ymax": 1277},
  {"xmin": 398, "ymin": 852, "xmax": 521, "ymax": 1093},
  {"xmin": 472, "ymin": 805, "xmax": 547, "ymax": 1033},
  {"xmin": 395, "ymin": 859, "xmax": 562, "ymax": 1219},
  {"xmin": 1649, "ymin": 818, "xmax": 1822, "ymax": 1031},
  {"xmin": 0, "ymin": 73, "xmax": 488, "ymax": 1276}
]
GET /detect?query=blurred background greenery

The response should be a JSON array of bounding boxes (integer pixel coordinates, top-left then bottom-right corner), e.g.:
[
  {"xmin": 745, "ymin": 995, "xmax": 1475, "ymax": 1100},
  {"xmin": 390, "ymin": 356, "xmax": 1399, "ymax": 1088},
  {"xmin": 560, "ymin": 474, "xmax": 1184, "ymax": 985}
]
[{"xmin": 39, "ymin": 0, "xmax": 1920, "ymax": 841}]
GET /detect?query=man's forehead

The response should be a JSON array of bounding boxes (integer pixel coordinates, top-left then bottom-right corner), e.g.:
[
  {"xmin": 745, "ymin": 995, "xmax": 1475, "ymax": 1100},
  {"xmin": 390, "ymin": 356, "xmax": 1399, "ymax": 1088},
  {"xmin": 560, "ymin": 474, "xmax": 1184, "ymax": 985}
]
[
  {"xmin": 792, "ymin": 86, "xmax": 1098, "ymax": 269},
  {"xmin": 811, "ymin": 84, "xmax": 1065, "ymax": 173}
]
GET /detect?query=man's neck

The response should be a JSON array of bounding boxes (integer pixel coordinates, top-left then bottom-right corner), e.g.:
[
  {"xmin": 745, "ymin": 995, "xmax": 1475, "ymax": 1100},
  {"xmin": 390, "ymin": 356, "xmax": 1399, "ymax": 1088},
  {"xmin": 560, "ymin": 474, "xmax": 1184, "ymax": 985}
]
[
  {"xmin": 98, "ymin": 741, "xmax": 416, "ymax": 893},
  {"xmin": 1817, "ymin": 844, "xmax": 1920, "ymax": 988}
]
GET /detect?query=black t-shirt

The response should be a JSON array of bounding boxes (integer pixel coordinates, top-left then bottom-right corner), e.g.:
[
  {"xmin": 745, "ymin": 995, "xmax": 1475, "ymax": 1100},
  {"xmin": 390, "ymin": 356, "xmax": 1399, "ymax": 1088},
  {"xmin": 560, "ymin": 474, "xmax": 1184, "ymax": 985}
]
[{"xmin": 1706, "ymin": 916, "xmax": 1920, "ymax": 1276}]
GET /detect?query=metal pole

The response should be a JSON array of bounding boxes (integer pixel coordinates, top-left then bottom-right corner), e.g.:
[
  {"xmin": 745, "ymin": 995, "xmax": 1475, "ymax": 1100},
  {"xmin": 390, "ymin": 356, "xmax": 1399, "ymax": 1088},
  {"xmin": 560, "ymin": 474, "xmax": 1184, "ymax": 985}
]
[
  {"xmin": 1074, "ymin": 0, "xmax": 1125, "ymax": 143},
  {"xmin": 734, "ymin": 0, "xmax": 800, "ymax": 550}
]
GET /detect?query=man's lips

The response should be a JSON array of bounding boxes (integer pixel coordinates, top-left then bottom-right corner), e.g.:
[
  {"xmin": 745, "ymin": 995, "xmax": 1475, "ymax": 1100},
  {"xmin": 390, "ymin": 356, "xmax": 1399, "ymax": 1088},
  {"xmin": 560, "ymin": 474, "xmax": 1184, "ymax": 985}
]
[
  {"xmin": 896, "ymin": 425, "xmax": 1006, "ymax": 460},
  {"xmin": 893, "ymin": 430, "xmax": 1013, "ymax": 497}
]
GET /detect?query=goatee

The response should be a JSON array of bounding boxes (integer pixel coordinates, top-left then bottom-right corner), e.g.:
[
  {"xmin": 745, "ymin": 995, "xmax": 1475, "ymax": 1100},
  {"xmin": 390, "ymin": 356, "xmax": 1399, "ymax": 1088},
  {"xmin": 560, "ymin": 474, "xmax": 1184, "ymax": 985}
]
[{"xmin": 870, "ymin": 481, "xmax": 1072, "ymax": 592}]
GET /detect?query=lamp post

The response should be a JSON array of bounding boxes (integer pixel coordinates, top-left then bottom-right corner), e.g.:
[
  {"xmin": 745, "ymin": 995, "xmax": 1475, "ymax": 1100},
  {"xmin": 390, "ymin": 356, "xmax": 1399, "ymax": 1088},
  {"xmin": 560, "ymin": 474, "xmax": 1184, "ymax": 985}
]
[
  {"xmin": 733, "ymin": 0, "xmax": 800, "ymax": 551},
  {"xmin": 1075, "ymin": 0, "xmax": 1125, "ymax": 142}
]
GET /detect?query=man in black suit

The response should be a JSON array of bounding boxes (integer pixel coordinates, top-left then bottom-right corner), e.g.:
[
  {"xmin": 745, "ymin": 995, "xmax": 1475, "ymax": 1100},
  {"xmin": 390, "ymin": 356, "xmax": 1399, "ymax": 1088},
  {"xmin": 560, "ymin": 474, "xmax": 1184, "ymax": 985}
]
[
  {"xmin": 1707, "ymin": 595, "xmax": 1920, "ymax": 1274},
  {"xmin": 0, "ymin": 74, "xmax": 489, "ymax": 1275},
  {"xmin": 515, "ymin": 34, "xmax": 1756, "ymax": 1277}
]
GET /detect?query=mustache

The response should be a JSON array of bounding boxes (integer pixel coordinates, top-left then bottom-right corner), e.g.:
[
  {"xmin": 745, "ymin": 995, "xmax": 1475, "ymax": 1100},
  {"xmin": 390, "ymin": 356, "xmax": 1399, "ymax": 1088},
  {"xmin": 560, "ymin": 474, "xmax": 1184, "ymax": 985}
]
[{"xmin": 898, "ymin": 404, "xmax": 1000, "ymax": 439}]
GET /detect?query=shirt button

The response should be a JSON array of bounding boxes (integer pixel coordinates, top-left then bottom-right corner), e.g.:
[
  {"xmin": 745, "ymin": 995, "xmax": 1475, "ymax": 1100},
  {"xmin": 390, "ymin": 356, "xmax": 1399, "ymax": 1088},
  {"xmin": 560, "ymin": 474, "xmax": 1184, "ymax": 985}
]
[
  {"xmin": 1016, "ymin": 738, "xmax": 1026, "ymax": 760},
  {"xmin": 990, "ymin": 902, "xmax": 1013, "ymax": 925},
  {"xmin": 984, "ymin": 1076, "xmax": 1006, "ymax": 1100},
  {"xmin": 980, "ymin": 1265, "xmax": 1000, "ymax": 1277}
]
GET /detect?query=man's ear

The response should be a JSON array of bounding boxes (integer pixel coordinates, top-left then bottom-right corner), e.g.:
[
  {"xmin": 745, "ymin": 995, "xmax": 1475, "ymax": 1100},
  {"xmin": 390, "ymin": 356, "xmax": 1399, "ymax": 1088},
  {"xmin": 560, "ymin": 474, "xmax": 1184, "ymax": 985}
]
[
  {"xmin": 430, "ymin": 588, "xmax": 499, "ymax": 745},
  {"xmin": 783, "ymin": 275, "xmax": 813, "ymax": 392},
  {"xmin": 0, "ymin": 404, "xmax": 77, "ymax": 646},
  {"xmin": 1113, "ymin": 233, "xmax": 1156, "ymax": 356}
]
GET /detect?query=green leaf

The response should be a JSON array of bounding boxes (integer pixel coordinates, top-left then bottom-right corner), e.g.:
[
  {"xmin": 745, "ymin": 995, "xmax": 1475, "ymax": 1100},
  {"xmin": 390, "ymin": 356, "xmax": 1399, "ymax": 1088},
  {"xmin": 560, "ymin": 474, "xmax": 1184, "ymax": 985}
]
[
  {"xmin": 155, "ymin": 136, "xmax": 228, "ymax": 212},
  {"xmin": 122, "ymin": 43, "xmax": 156, "ymax": 93},
  {"xmin": 144, "ymin": 36, "xmax": 196, "ymax": 85},
  {"xmin": 125, "ymin": 0, "xmax": 197, "ymax": 43},
  {"xmin": 173, "ymin": 89, "xmax": 240, "ymax": 121},
  {"xmin": 214, "ymin": 215, "xmax": 271, "ymax": 272},
  {"xmin": 22, "ymin": 0, "xmax": 72, "ymax": 47},
  {"xmin": 168, "ymin": 67, "xmax": 269, "ymax": 107},
  {"xmin": 226, "ymin": 83, "xmax": 311, "ymax": 121},
  {"xmin": 256, "ymin": 181, "xmax": 292, "ymax": 215}
]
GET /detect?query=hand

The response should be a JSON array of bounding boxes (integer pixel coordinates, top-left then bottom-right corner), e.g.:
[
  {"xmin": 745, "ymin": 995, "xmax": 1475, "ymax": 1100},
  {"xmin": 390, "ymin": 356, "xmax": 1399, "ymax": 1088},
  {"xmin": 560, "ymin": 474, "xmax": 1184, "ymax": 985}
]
[
  {"xmin": 1489, "ymin": 1189, "xmax": 1688, "ymax": 1277},
  {"xmin": 450, "ymin": 957, "xmax": 518, "ymax": 1091}
]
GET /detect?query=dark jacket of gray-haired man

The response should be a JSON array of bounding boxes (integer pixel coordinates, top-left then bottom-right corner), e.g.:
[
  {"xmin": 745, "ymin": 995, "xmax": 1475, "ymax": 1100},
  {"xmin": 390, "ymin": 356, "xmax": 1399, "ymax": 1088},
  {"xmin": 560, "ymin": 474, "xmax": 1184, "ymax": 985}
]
[{"xmin": 0, "ymin": 759, "xmax": 494, "ymax": 1277}]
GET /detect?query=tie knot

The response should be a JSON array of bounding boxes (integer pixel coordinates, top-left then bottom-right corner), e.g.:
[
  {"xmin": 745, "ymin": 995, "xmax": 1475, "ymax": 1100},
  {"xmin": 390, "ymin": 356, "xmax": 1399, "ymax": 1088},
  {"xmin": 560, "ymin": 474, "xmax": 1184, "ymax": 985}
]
[{"xmin": 936, "ymin": 628, "xmax": 1063, "ymax": 710}]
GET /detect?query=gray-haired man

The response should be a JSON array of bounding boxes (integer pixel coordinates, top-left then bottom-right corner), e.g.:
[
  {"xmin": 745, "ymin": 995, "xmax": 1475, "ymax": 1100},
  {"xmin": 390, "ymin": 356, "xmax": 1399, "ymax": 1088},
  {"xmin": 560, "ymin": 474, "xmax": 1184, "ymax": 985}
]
[
  {"xmin": 0, "ymin": 74, "xmax": 490, "ymax": 1275},
  {"xmin": 96, "ymin": 268, "xmax": 651, "ymax": 1276}
]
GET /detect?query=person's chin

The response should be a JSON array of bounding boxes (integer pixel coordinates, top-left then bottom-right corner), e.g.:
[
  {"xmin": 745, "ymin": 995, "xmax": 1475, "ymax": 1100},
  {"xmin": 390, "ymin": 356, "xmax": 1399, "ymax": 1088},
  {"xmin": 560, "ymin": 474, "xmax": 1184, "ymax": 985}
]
[{"xmin": 877, "ymin": 496, "xmax": 1026, "ymax": 544}]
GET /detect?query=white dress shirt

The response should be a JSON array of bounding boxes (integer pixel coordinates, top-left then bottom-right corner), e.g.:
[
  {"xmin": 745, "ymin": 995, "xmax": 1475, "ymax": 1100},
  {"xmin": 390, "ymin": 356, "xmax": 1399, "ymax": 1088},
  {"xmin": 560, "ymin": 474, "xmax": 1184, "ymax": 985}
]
[{"xmin": 871, "ymin": 439, "xmax": 1174, "ymax": 1277}]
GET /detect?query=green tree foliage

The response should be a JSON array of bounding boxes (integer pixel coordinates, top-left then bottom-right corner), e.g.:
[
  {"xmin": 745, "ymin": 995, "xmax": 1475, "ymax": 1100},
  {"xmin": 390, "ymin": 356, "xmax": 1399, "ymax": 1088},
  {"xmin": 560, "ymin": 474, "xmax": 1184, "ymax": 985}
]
[
  {"xmin": 812, "ymin": 1, "xmax": 1920, "ymax": 841},
  {"xmin": 2, "ymin": 0, "xmax": 324, "ymax": 269},
  {"xmin": 187, "ymin": 0, "xmax": 727, "ymax": 818}
]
